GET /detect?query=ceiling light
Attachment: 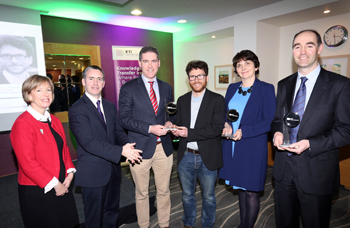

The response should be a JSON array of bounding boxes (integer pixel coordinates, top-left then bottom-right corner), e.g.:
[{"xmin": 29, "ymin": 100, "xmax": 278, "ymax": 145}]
[
  {"xmin": 131, "ymin": 9, "xmax": 142, "ymax": 16},
  {"xmin": 48, "ymin": 57, "xmax": 53, "ymax": 59},
  {"xmin": 324, "ymin": 10, "xmax": 330, "ymax": 14},
  {"xmin": 79, "ymin": 58, "xmax": 84, "ymax": 60},
  {"xmin": 177, "ymin": 19, "xmax": 187, "ymax": 23},
  {"xmin": 212, "ymin": 36, "xmax": 216, "ymax": 38},
  {"xmin": 71, "ymin": 61, "xmax": 75, "ymax": 63},
  {"xmin": 54, "ymin": 68, "xmax": 57, "ymax": 70},
  {"xmin": 52, "ymin": 65, "xmax": 56, "ymax": 67}
]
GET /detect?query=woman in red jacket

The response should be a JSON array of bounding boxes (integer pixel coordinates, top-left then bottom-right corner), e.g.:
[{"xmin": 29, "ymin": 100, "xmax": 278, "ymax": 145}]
[{"xmin": 10, "ymin": 75, "xmax": 79, "ymax": 228}]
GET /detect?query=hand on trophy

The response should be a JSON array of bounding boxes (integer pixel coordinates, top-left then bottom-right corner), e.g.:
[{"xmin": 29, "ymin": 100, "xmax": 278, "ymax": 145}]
[
  {"xmin": 222, "ymin": 122, "xmax": 233, "ymax": 139},
  {"xmin": 284, "ymin": 139, "xmax": 310, "ymax": 154}
]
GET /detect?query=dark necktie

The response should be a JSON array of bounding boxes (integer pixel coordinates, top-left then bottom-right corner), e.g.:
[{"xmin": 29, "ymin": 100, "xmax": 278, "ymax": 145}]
[
  {"xmin": 96, "ymin": 100, "xmax": 106, "ymax": 124},
  {"xmin": 288, "ymin": 76, "xmax": 308, "ymax": 156}
]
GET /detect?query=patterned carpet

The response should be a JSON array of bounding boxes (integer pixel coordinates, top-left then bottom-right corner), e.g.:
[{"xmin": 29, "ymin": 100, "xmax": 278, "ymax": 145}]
[
  {"xmin": 2, "ymin": 151, "xmax": 350, "ymax": 227},
  {"xmin": 120, "ymin": 152, "xmax": 350, "ymax": 228}
]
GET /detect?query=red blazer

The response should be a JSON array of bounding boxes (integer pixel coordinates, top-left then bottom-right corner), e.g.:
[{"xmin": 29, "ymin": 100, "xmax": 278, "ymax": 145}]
[{"xmin": 10, "ymin": 111, "xmax": 75, "ymax": 188}]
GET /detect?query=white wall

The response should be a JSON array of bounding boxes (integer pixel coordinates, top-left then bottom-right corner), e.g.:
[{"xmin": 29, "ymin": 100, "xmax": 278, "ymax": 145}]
[
  {"xmin": 173, "ymin": 0, "xmax": 338, "ymax": 97},
  {"xmin": 279, "ymin": 12, "xmax": 350, "ymax": 80},
  {"xmin": 256, "ymin": 21, "xmax": 280, "ymax": 90},
  {"xmin": 173, "ymin": 36, "xmax": 234, "ymax": 100}
]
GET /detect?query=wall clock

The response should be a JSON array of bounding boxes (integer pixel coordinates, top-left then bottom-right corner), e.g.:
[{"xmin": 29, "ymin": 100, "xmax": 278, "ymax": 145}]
[{"xmin": 323, "ymin": 25, "xmax": 348, "ymax": 47}]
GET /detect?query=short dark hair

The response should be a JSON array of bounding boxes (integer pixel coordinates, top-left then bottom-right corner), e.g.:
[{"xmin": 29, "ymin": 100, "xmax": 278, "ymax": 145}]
[
  {"xmin": 232, "ymin": 50, "xmax": 260, "ymax": 75},
  {"xmin": 139, "ymin": 46, "xmax": 159, "ymax": 61},
  {"xmin": 292, "ymin": 29, "xmax": 322, "ymax": 48},
  {"xmin": 185, "ymin": 60, "xmax": 209, "ymax": 76},
  {"xmin": 83, "ymin": 65, "xmax": 105, "ymax": 80},
  {"xmin": 0, "ymin": 35, "xmax": 34, "ymax": 57}
]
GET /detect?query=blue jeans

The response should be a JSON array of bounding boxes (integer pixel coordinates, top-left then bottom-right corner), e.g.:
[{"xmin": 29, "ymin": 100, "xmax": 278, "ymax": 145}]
[{"xmin": 178, "ymin": 151, "xmax": 217, "ymax": 228}]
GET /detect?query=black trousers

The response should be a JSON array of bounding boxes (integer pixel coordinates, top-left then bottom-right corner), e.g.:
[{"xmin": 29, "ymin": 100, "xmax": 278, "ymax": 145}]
[
  {"xmin": 82, "ymin": 168, "xmax": 121, "ymax": 228},
  {"xmin": 274, "ymin": 156, "xmax": 332, "ymax": 228}
]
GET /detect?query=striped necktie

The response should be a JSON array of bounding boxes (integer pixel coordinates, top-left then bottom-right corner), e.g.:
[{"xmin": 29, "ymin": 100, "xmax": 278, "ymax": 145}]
[{"xmin": 148, "ymin": 81, "xmax": 158, "ymax": 115}]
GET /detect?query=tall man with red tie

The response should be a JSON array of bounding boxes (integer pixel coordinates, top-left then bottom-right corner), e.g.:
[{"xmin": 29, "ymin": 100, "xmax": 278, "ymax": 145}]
[
  {"xmin": 119, "ymin": 46, "xmax": 174, "ymax": 228},
  {"xmin": 272, "ymin": 30, "xmax": 350, "ymax": 228}
]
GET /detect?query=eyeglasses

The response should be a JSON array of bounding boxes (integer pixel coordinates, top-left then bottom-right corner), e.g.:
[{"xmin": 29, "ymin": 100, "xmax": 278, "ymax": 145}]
[
  {"xmin": 188, "ymin": 74, "xmax": 206, "ymax": 81},
  {"xmin": 0, "ymin": 54, "xmax": 27, "ymax": 60}
]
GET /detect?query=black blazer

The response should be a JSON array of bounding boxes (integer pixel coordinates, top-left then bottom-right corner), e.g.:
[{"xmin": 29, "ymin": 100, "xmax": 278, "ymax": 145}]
[
  {"xmin": 272, "ymin": 68, "xmax": 350, "ymax": 195},
  {"xmin": 69, "ymin": 93, "xmax": 129, "ymax": 188},
  {"xmin": 119, "ymin": 76, "xmax": 174, "ymax": 159},
  {"xmin": 175, "ymin": 89, "xmax": 225, "ymax": 171}
]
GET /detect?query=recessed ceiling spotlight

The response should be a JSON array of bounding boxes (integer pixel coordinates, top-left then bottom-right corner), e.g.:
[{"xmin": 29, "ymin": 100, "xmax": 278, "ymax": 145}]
[
  {"xmin": 212, "ymin": 36, "xmax": 216, "ymax": 38},
  {"xmin": 79, "ymin": 58, "xmax": 84, "ymax": 60},
  {"xmin": 48, "ymin": 57, "xmax": 53, "ymax": 59},
  {"xmin": 52, "ymin": 65, "xmax": 56, "ymax": 67},
  {"xmin": 131, "ymin": 9, "xmax": 142, "ymax": 16},
  {"xmin": 324, "ymin": 10, "xmax": 330, "ymax": 14},
  {"xmin": 177, "ymin": 19, "xmax": 187, "ymax": 23},
  {"xmin": 71, "ymin": 61, "xmax": 75, "ymax": 63}
]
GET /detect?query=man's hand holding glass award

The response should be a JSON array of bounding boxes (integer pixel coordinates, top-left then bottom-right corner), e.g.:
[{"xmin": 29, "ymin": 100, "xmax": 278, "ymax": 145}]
[
  {"xmin": 279, "ymin": 112, "xmax": 300, "ymax": 147},
  {"xmin": 222, "ymin": 109, "xmax": 239, "ymax": 139},
  {"xmin": 163, "ymin": 101, "xmax": 177, "ymax": 131}
]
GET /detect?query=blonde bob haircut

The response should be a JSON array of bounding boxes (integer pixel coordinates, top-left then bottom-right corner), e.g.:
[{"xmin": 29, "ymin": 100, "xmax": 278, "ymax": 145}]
[{"xmin": 22, "ymin": 75, "xmax": 54, "ymax": 105}]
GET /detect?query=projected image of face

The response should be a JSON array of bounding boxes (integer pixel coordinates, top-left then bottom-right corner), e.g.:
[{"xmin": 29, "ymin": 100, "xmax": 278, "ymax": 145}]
[
  {"xmin": 0, "ymin": 35, "xmax": 35, "ymax": 84},
  {"xmin": 0, "ymin": 45, "xmax": 33, "ymax": 74}
]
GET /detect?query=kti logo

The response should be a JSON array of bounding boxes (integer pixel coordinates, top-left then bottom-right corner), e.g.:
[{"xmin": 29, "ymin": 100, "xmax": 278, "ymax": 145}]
[{"xmin": 125, "ymin": 50, "xmax": 132, "ymax": 53}]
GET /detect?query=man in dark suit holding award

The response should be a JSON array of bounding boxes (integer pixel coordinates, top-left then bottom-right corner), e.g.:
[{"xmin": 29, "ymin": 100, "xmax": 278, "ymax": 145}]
[
  {"xmin": 69, "ymin": 65, "xmax": 142, "ymax": 228},
  {"xmin": 119, "ymin": 46, "xmax": 174, "ymax": 228},
  {"xmin": 272, "ymin": 30, "xmax": 350, "ymax": 228},
  {"xmin": 172, "ymin": 60, "xmax": 225, "ymax": 228}
]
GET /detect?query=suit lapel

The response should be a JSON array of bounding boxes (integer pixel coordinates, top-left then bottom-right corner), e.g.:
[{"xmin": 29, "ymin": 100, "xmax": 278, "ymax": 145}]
[
  {"xmin": 182, "ymin": 92, "xmax": 192, "ymax": 128},
  {"xmin": 137, "ymin": 76, "xmax": 156, "ymax": 115},
  {"xmin": 299, "ymin": 69, "xmax": 329, "ymax": 130},
  {"xmin": 157, "ymin": 79, "xmax": 165, "ymax": 113},
  {"xmin": 82, "ymin": 94, "xmax": 107, "ymax": 131},
  {"xmin": 240, "ymin": 79, "xmax": 259, "ymax": 125},
  {"xmin": 285, "ymin": 73, "xmax": 298, "ymax": 112}
]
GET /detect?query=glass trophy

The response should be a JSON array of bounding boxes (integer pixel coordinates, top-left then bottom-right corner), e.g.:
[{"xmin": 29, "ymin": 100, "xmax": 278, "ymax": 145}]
[
  {"xmin": 221, "ymin": 109, "xmax": 239, "ymax": 138},
  {"xmin": 164, "ymin": 100, "xmax": 177, "ymax": 130},
  {"xmin": 280, "ymin": 110, "xmax": 300, "ymax": 147}
]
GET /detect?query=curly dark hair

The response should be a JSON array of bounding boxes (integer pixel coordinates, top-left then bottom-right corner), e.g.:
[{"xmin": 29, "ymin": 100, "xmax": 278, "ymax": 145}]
[{"xmin": 185, "ymin": 60, "xmax": 208, "ymax": 76}]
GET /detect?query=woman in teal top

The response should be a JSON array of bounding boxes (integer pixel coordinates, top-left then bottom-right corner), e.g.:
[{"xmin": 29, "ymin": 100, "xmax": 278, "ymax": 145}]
[{"xmin": 219, "ymin": 50, "xmax": 276, "ymax": 228}]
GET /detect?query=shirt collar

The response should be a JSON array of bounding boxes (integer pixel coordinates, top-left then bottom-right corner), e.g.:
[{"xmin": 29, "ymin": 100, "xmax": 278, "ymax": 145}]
[
  {"xmin": 27, "ymin": 105, "xmax": 51, "ymax": 122},
  {"xmin": 141, "ymin": 74, "xmax": 158, "ymax": 84},
  {"xmin": 85, "ymin": 92, "xmax": 102, "ymax": 107},
  {"xmin": 298, "ymin": 64, "xmax": 321, "ymax": 81}
]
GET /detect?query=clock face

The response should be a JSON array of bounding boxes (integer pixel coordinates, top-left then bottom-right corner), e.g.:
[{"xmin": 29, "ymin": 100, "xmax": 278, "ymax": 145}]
[{"xmin": 324, "ymin": 25, "xmax": 348, "ymax": 47}]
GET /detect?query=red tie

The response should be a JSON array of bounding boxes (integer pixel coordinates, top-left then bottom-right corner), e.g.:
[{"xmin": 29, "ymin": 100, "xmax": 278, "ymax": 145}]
[
  {"xmin": 149, "ymin": 81, "xmax": 159, "ymax": 140},
  {"xmin": 148, "ymin": 81, "xmax": 158, "ymax": 115}
]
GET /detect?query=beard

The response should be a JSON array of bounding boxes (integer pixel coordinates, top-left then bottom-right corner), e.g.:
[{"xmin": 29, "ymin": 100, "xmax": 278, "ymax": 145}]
[{"xmin": 190, "ymin": 80, "xmax": 207, "ymax": 93}]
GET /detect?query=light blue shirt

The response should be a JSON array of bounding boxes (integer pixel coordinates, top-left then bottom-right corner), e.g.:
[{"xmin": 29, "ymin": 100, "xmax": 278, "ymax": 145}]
[
  {"xmin": 293, "ymin": 64, "xmax": 321, "ymax": 109},
  {"xmin": 187, "ymin": 89, "xmax": 206, "ymax": 150}
]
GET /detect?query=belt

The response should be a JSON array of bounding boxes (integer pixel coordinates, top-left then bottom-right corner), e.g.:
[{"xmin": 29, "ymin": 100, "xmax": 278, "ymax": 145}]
[
  {"xmin": 187, "ymin": 148, "xmax": 200, "ymax": 154},
  {"xmin": 157, "ymin": 141, "xmax": 162, "ymax": 145}
]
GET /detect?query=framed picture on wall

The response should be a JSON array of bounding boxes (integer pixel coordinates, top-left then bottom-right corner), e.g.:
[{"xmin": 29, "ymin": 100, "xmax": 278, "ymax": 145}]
[
  {"xmin": 319, "ymin": 55, "xmax": 350, "ymax": 78},
  {"xmin": 214, "ymin": 65, "xmax": 238, "ymax": 89}
]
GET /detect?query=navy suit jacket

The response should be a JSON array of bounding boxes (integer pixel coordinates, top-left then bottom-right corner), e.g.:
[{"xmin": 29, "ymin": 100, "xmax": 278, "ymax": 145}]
[
  {"xmin": 272, "ymin": 68, "xmax": 350, "ymax": 195},
  {"xmin": 219, "ymin": 79, "xmax": 276, "ymax": 191},
  {"xmin": 69, "ymin": 93, "xmax": 129, "ymax": 188},
  {"xmin": 119, "ymin": 76, "xmax": 174, "ymax": 159},
  {"xmin": 175, "ymin": 89, "xmax": 225, "ymax": 171}
]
